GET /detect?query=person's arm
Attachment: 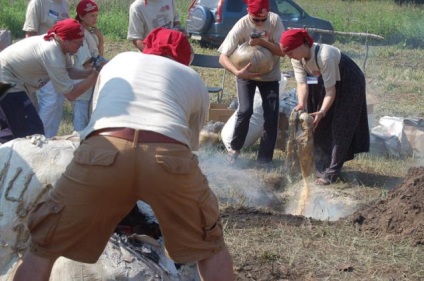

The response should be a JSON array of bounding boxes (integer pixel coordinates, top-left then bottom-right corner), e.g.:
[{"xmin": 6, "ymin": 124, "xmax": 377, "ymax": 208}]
[
  {"xmin": 64, "ymin": 70, "xmax": 99, "ymax": 101},
  {"xmin": 250, "ymin": 38, "xmax": 284, "ymax": 56},
  {"xmin": 25, "ymin": 31, "xmax": 38, "ymax": 38},
  {"xmin": 92, "ymin": 27, "xmax": 105, "ymax": 56},
  {"xmin": 132, "ymin": 39, "xmax": 145, "ymax": 52},
  {"xmin": 219, "ymin": 53, "xmax": 261, "ymax": 79},
  {"xmin": 127, "ymin": 2, "xmax": 146, "ymax": 52},
  {"xmin": 67, "ymin": 67, "xmax": 93, "ymax": 80},
  {"xmin": 310, "ymin": 85, "xmax": 336, "ymax": 130},
  {"xmin": 295, "ymin": 82, "xmax": 309, "ymax": 111}
]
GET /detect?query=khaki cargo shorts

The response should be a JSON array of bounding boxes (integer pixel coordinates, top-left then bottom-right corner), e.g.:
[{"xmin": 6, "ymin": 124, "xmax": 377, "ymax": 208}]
[{"xmin": 28, "ymin": 136, "xmax": 225, "ymax": 264}]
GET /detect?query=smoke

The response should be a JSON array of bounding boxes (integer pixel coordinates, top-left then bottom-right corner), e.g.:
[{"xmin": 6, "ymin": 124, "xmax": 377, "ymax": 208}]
[
  {"xmin": 197, "ymin": 149, "xmax": 361, "ymax": 221},
  {"xmin": 197, "ymin": 149, "xmax": 278, "ymax": 208},
  {"xmin": 284, "ymin": 181, "xmax": 360, "ymax": 221}
]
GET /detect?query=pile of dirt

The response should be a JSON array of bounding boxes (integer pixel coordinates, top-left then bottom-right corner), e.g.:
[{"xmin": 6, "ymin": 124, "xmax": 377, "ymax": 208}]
[{"xmin": 352, "ymin": 166, "xmax": 424, "ymax": 246}]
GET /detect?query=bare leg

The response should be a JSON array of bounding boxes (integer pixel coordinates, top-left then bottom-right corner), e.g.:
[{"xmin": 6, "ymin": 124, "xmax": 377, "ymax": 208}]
[
  {"xmin": 197, "ymin": 247, "xmax": 234, "ymax": 281},
  {"xmin": 13, "ymin": 251, "xmax": 56, "ymax": 281}
]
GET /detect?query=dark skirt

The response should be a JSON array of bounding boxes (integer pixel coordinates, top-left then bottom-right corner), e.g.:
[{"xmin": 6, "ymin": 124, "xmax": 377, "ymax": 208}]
[{"xmin": 307, "ymin": 53, "xmax": 370, "ymax": 179}]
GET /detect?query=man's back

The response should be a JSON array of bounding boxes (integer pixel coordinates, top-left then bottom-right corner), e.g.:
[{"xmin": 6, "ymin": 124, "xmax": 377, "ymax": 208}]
[{"xmin": 81, "ymin": 52, "xmax": 210, "ymax": 150}]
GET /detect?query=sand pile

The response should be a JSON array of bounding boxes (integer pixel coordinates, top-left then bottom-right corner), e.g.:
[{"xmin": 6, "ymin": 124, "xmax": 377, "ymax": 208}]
[{"xmin": 352, "ymin": 166, "xmax": 424, "ymax": 246}]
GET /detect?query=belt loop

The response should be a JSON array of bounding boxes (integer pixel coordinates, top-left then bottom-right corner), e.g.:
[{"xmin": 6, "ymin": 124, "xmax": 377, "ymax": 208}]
[{"xmin": 133, "ymin": 129, "xmax": 140, "ymax": 147}]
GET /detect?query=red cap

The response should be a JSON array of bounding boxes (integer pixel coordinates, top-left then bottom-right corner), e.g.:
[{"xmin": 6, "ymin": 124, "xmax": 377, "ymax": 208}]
[
  {"xmin": 76, "ymin": 0, "xmax": 99, "ymax": 17},
  {"xmin": 44, "ymin": 19, "xmax": 84, "ymax": 41},
  {"xmin": 247, "ymin": 0, "xmax": 269, "ymax": 17},
  {"xmin": 142, "ymin": 27, "xmax": 192, "ymax": 66},
  {"xmin": 280, "ymin": 29, "xmax": 313, "ymax": 53}
]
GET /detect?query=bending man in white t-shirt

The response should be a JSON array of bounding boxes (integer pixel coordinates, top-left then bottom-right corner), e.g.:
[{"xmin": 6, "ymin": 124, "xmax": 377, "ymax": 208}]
[
  {"xmin": 13, "ymin": 27, "xmax": 234, "ymax": 281},
  {"xmin": 0, "ymin": 19, "xmax": 99, "ymax": 143},
  {"xmin": 23, "ymin": 0, "xmax": 70, "ymax": 137}
]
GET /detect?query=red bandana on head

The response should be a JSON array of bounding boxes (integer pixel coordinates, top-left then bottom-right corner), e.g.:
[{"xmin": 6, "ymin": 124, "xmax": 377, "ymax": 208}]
[
  {"xmin": 142, "ymin": 27, "xmax": 192, "ymax": 66},
  {"xmin": 280, "ymin": 29, "xmax": 314, "ymax": 53},
  {"xmin": 246, "ymin": 0, "xmax": 269, "ymax": 17},
  {"xmin": 44, "ymin": 19, "xmax": 84, "ymax": 41},
  {"xmin": 76, "ymin": 0, "xmax": 99, "ymax": 17}
]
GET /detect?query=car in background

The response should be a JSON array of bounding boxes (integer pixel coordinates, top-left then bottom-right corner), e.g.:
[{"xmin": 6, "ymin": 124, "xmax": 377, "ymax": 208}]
[{"xmin": 186, "ymin": 0, "xmax": 335, "ymax": 48}]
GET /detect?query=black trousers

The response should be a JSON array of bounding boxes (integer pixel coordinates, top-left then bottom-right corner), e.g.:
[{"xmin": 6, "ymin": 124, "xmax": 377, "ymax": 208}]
[
  {"xmin": 0, "ymin": 91, "xmax": 44, "ymax": 143},
  {"xmin": 231, "ymin": 79, "xmax": 279, "ymax": 162}
]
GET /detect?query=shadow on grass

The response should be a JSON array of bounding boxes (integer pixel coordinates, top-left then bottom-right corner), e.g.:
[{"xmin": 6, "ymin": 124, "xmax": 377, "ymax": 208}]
[{"xmin": 342, "ymin": 170, "xmax": 404, "ymax": 190}]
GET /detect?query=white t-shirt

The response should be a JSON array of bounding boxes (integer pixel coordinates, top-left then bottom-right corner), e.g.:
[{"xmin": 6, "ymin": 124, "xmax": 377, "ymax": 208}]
[
  {"xmin": 218, "ymin": 12, "xmax": 284, "ymax": 81},
  {"xmin": 127, "ymin": 0, "xmax": 180, "ymax": 41},
  {"xmin": 80, "ymin": 52, "xmax": 209, "ymax": 151},
  {"xmin": 292, "ymin": 43, "xmax": 341, "ymax": 89},
  {"xmin": 23, "ymin": 0, "xmax": 69, "ymax": 35},
  {"xmin": 0, "ymin": 35, "xmax": 74, "ymax": 95},
  {"xmin": 73, "ymin": 29, "xmax": 100, "ymax": 101}
]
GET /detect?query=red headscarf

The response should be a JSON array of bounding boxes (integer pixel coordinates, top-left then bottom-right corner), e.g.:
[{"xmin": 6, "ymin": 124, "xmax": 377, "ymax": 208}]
[
  {"xmin": 246, "ymin": 0, "xmax": 269, "ymax": 17},
  {"xmin": 76, "ymin": 0, "xmax": 99, "ymax": 17},
  {"xmin": 44, "ymin": 19, "xmax": 84, "ymax": 41},
  {"xmin": 142, "ymin": 27, "xmax": 192, "ymax": 66},
  {"xmin": 280, "ymin": 29, "xmax": 314, "ymax": 53}
]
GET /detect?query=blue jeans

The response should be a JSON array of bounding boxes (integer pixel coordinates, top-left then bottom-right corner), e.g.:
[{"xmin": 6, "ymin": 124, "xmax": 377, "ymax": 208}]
[{"xmin": 73, "ymin": 100, "xmax": 90, "ymax": 132}]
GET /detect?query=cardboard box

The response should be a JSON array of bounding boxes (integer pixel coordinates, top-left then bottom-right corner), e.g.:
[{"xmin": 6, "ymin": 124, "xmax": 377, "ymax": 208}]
[
  {"xmin": 208, "ymin": 103, "xmax": 236, "ymax": 122},
  {"xmin": 367, "ymin": 102, "xmax": 375, "ymax": 128},
  {"xmin": 403, "ymin": 124, "xmax": 424, "ymax": 158}
]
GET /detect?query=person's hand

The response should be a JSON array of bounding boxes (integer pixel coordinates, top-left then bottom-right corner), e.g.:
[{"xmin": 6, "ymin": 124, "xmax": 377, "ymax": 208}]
[
  {"xmin": 96, "ymin": 60, "xmax": 107, "ymax": 71},
  {"xmin": 91, "ymin": 27, "xmax": 103, "ymax": 40},
  {"xmin": 310, "ymin": 110, "xmax": 325, "ymax": 131},
  {"xmin": 235, "ymin": 63, "xmax": 261, "ymax": 79},
  {"xmin": 88, "ymin": 56, "xmax": 108, "ymax": 72},
  {"xmin": 294, "ymin": 104, "xmax": 305, "ymax": 112},
  {"xmin": 249, "ymin": 37, "xmax": 261, "ymax": 47}
]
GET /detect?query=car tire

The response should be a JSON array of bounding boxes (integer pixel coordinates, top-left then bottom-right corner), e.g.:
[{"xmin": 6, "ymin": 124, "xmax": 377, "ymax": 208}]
[
  {"xmin": 187, "ymin": 6, "xmax": 213, "ymax": 33},
  {"xmin": 199, "ymin": 39, "xmax": 211, "ymax": 48}
]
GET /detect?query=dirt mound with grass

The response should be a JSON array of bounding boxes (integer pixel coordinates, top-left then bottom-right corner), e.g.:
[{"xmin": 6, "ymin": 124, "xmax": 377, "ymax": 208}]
[{"xmin": 352, "ymin": 166, "xmax": 424, "ymax": 246}]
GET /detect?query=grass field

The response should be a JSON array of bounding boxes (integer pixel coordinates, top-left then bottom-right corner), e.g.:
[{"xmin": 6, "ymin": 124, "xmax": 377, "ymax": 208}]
[{"xmin": 1, "ymin": 0, "xmax": 423, "ymax": 280}]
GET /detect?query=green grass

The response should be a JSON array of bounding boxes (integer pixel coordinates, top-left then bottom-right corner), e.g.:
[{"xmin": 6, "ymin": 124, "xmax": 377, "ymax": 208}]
[
  {"xmin": 2, "ymin": 0, "xmax": 424, "ymax": 46},
  {"xmin": 295, "ymin": 0, "xmax": 424, "ymax": 47}
]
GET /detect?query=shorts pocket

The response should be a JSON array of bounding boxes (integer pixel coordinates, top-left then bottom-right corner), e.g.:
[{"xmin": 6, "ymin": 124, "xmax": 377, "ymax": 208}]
[
  {"xmin": 155, "ymin": 154, "xmax": 198, "ymax": 175},
  {"xmin": 198, "ymin": 190, "xmax": 222, "ymax": 241},
  {"xmin": 27, "ymin": 201, "xmax": 65, "ymax": 246},
  {"xmin": 74, "ymin": 143, "xmax": 118, "ymax": 166}
]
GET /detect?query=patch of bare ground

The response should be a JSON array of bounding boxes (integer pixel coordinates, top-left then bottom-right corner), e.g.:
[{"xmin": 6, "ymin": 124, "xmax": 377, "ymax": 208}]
[{"xmin": 221, "ymin": 166, "xmax": 424, "ymax": 280}]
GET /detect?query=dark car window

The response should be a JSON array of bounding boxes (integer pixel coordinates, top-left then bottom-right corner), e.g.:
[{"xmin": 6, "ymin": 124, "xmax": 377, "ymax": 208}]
[
  {"xmin": 275, "ymin": 0, "xmax": 302, "ymax": 19},
  {"xmin": 226, "ymin": 0, "xmax": 245, "ymax": 12}
]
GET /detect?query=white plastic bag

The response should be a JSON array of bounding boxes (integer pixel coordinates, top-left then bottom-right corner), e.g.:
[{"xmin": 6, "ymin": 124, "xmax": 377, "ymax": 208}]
[
  {"xmin": 370, "ymin": 116, "xmax": 412, "ymax": 158},
  {"xmin": 221, "ymin": 76, "xmax": 287, "ymax": 151}
]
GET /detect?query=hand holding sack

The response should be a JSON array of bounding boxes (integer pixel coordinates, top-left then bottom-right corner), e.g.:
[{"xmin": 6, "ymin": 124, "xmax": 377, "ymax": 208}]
[{"xmin": 230, "ymin": 42, "xmax": 278, "ymax": 75}]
